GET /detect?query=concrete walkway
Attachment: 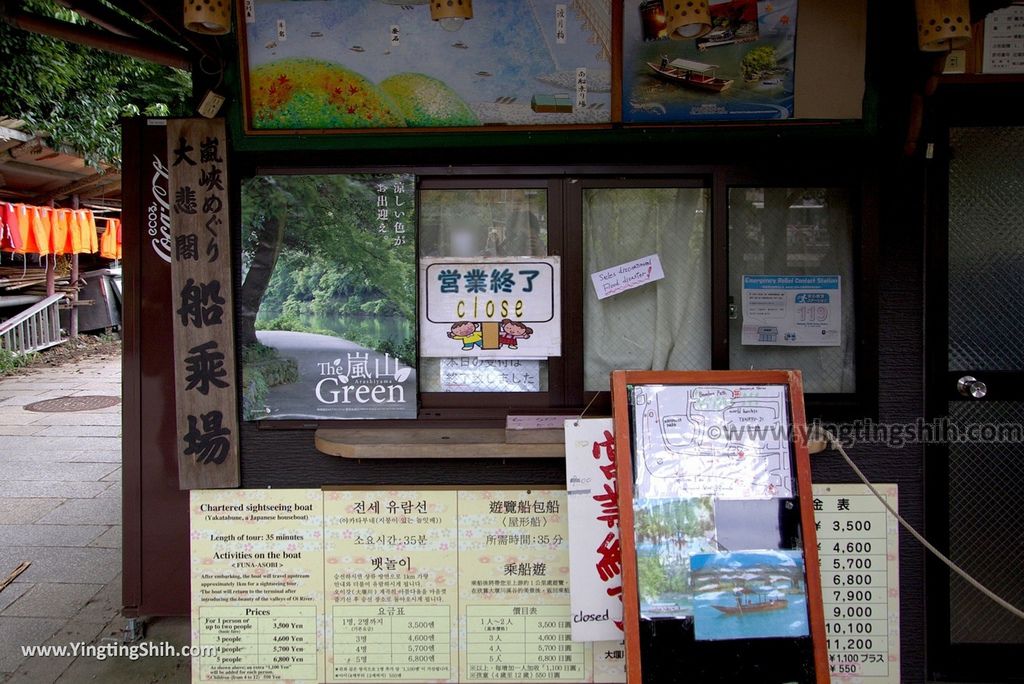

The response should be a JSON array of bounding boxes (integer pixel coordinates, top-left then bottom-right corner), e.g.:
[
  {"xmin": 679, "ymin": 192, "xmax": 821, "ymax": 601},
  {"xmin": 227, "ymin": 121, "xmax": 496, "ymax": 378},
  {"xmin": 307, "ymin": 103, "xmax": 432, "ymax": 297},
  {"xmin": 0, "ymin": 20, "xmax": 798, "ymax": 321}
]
[{"xmin": 0, "ymin": 348, "xmax": 188, "ymax": 683}]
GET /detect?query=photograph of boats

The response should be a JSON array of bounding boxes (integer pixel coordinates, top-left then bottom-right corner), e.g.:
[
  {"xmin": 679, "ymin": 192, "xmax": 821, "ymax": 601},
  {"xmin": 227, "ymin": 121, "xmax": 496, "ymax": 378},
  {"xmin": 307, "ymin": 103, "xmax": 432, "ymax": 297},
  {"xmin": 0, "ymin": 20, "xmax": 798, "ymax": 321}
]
[
  {"xmin": 622, "ymin": 0, "xmax": 799, "ymax": 123},
  {"xmin": 647, "ymin": 58, "xmax": 734, "ymax": 92},
  {"xmin": 634, "ymin": 497, "xmax": 718, "ymax": 619},
  {"xmin": 690, "ymin": 550, "xmax": 810, "ymax": 640}
]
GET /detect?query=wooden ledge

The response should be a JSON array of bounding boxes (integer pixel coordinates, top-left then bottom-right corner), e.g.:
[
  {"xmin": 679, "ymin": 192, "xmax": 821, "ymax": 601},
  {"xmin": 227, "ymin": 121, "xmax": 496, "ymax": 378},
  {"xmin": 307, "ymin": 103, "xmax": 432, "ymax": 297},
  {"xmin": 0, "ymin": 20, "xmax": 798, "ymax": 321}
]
[{"xmin": 314, "ymin": 428, "xmax": 564, "ymax": 459}]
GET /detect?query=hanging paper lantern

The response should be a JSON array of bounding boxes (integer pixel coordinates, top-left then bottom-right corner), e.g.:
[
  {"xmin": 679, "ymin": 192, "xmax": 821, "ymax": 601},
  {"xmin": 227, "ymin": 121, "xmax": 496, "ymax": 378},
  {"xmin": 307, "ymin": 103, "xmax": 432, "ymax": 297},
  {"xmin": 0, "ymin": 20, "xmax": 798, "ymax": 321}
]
[
  {"xmin": 915, "ymin": 0, "xmax": 972, "ymax": 52},
  {"xmin": 185, "ymin": 0, "xmax": 231, "ymax": 35},
  {"xmin": 430, "ymin": 0, "xmax": 473, "ymax": 32},
  {"xmin": 664, "ymin": 0, "xmax": 711, "ymax": 40}
]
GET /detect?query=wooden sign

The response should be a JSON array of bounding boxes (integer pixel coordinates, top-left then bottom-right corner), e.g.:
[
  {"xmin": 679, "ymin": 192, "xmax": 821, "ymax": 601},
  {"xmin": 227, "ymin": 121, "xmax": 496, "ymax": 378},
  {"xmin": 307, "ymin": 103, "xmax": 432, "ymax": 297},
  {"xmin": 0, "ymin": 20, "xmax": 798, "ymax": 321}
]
[
  {"xmin": 611, "ymin": 370, "xmax": 829, "ymax": 684},
  {"xmin": 167, "ymin": 119, "xmax": 240, "ymax": 489}
]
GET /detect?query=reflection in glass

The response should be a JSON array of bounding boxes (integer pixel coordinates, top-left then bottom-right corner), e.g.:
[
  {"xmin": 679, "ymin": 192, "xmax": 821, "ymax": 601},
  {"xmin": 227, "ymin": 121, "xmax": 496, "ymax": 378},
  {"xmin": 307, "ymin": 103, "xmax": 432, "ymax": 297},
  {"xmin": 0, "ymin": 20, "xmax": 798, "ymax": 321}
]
[{"xmin": 728, "ymin": 188, "xmax": 856, "ymax": 394}]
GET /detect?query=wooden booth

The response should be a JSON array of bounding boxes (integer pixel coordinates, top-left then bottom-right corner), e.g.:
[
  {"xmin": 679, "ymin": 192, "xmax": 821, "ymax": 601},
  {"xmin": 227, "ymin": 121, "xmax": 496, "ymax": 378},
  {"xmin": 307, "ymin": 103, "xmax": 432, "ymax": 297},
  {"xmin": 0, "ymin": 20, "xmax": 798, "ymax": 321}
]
[{"xmin": 112, "ymin": 0, "xmax": 1024, "ymax": 682}]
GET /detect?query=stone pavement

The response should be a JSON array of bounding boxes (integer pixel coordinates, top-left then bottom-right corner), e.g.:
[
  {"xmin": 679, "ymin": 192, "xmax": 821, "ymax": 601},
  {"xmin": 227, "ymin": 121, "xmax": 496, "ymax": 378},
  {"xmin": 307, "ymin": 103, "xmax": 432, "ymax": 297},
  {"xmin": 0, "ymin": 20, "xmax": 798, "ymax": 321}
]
[{"xmin": 0, "ymin": 349, "xmax": 189, "ymax": 683}]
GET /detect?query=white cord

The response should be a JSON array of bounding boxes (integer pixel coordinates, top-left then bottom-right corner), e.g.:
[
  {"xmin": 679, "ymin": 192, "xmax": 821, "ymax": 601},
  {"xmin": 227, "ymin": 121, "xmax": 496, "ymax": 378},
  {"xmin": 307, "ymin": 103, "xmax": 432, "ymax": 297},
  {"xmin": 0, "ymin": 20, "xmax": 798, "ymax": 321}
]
[{"xmin": 818, "ymin": 428, "xmax": 1024, "ymax": 622}]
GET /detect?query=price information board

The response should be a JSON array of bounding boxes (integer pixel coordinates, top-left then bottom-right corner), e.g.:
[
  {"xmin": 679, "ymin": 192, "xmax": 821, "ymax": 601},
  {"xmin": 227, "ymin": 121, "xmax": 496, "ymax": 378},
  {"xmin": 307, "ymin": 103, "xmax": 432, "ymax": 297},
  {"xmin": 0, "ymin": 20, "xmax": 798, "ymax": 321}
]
[
  {"xmin": 332, "ymin": 605, "xmax": 451, "ymax": 679},
  {"xmin": 812, "ymin": 484, "xmax": 899, "ymax": 684},
  {"xmin": 192, "ymin": 489, "xmax": 626, "ymax": 683},
  {"xmin": 465, "ymin": 605, "xmax": 584, "ymax": 680},
  {"xmin": 198, "ymin": 605, "xmax": 318, "ymax": 680}
]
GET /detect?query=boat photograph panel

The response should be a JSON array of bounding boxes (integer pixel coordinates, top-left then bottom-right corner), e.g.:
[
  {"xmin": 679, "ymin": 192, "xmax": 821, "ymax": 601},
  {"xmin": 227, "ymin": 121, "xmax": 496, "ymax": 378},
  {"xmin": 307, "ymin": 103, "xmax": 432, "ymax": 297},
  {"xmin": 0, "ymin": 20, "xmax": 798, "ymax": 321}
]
[
  {"xmin": 622, "ymin": 0, "xmax": 798, "ymax": 123},
  {"xmin": 690, "ymin": 549, "xmax": 811, "ymax": 641}
]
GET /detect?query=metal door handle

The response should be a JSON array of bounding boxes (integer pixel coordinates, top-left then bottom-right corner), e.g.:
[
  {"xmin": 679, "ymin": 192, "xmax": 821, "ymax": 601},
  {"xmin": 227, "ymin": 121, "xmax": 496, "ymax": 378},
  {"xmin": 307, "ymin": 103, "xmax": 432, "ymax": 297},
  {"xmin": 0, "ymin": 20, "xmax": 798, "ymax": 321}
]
[{"xmin": 957, "ymin": 375, "xmax": 988, "ymax": 399}]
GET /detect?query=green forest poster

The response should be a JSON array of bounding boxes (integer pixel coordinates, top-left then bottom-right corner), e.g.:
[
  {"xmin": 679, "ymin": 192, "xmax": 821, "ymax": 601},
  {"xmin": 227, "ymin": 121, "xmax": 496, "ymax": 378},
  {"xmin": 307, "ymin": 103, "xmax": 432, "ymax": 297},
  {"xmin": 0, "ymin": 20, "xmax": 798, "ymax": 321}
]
[{"xmin": 239, "ymin": 173, "xmax": 417, "ymax": 420}]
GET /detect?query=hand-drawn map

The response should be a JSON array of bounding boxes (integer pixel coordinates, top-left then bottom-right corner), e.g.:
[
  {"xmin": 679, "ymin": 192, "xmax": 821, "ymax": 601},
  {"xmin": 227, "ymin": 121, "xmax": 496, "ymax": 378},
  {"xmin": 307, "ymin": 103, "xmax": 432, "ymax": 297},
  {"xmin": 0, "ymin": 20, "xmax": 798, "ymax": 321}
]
[{"xmin": 631, "ymin": 384, "xmax": 794, "ymax": 500}]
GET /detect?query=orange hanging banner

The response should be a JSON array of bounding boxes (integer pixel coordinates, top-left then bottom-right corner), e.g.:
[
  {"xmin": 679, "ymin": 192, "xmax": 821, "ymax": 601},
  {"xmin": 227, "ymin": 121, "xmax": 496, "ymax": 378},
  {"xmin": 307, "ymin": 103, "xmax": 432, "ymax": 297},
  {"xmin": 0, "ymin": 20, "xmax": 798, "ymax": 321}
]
[
  {"xmin": 51, "ymin": 209, "xmax": 70, "ymax": 256},
  {"xmin": 36, "ymin": 207, "xmax": 54, "ymax": 256},
  {"xmin": 24, "ymin": 207, "xmax": 42, "ymax": 254},
  {"xmin": 69, "ymin": 210, "xmax": 85, "ymax": 254},
  {"xmin": 99, "ymin": 218, "xmax": 119, "ymax": 259},
  {"xmin": 13, "ymin": 205, "xmax": 30, "ymax": 254},
  {"xmin": 86, "ymin": 210, "xmax": 98, "ymax": 254},
  {"xmin": 1, "ymin": 203, "xmax": 25, "ymax": 252}
]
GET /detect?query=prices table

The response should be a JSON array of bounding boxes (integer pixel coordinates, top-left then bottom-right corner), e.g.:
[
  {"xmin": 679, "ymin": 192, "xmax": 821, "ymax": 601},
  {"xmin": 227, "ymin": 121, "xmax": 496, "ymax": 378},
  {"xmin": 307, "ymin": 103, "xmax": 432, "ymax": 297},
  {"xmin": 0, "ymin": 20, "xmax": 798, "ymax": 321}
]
[
  {"xmin": 332, "ymin": 605, "xmax": 452, "ymax": 681},
  {"xmin": 197, "ymin": 604, "xmax": 318, "ymax": 681},
  {"xmin": 813, "ymin": 484, "xmax": 899, "ymax": 683},
  {"xmin": 465, "ymin": 605, "xmax": 585, "ymax": 681}
]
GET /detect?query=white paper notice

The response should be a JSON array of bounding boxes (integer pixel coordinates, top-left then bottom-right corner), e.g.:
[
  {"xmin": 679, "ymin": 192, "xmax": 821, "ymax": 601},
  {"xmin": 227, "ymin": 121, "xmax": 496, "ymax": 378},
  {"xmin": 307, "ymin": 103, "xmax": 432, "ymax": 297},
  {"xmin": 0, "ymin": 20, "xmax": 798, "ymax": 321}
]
[
  {"xmin": 983, "ymin": 4, "xmax": 1024, "ymax": 74},
  {"xmin": 590, "ymin": 254, "xmax": 665, "ymax": 300},
  {"xmin": 741, "ymin": 275, "xmax": 841, "ymax": 346},
  {"xmin": 575, "ymin": 67, "xmax": 588, "ymax": 109},
  {"xmin": 419, "ymin": 256, "xmax": 561, "ymax": 359},
  {"xmin": 439, "ymin": 358, "xmax": 540, "ymax": 392},
  {"xmin": 565, "ymin": 419, "xmax": 624, "ymax": 642},
  {"xmin": 813, "ymin": 483, "xmax": 900, "ymax": 684}
]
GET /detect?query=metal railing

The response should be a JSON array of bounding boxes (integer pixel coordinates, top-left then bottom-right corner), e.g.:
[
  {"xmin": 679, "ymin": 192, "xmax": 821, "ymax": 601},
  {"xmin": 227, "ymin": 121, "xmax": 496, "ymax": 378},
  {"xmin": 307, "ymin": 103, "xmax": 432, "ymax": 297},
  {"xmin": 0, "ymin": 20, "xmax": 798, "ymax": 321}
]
[{"xmin": 0, "ymin": 294, "xmax": 66, "ymax": 356}]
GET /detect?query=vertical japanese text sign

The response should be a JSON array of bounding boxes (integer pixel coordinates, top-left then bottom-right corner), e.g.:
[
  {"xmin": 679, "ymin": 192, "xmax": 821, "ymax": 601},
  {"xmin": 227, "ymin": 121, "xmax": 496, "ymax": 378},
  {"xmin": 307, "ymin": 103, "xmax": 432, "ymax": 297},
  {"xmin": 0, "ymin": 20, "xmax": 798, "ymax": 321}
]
[{"xmin": 167, "ymin": 119, "xmax": 240, "ymax": 489}]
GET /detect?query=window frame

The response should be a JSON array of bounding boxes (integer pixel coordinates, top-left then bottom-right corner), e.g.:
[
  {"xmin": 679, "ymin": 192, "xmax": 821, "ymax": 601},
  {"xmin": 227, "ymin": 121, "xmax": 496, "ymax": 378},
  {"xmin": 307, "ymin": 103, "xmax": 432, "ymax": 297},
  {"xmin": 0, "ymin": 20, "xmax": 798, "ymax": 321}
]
[
  {"xmin": 720, "ymin": 166, "xmax": 879, "ymax": 421},
  {"xmin": 417, "ymin": 176, "xmax": 566, "ymax": 414},
  {"xmin": 564, "ymin": 176, "xmax": 713, "ymax": 416},
  {"xmin": 240, "ymin": 164, "xmax": 877, "ymax": 428}
]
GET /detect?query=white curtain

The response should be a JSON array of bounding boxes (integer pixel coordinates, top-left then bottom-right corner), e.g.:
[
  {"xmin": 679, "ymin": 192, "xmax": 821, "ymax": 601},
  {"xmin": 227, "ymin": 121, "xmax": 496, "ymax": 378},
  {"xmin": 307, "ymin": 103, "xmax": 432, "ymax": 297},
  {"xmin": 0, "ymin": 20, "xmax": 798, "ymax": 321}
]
[{"xmin": 583, "ymin": 188, "xmax": 712, "ymax": 391}]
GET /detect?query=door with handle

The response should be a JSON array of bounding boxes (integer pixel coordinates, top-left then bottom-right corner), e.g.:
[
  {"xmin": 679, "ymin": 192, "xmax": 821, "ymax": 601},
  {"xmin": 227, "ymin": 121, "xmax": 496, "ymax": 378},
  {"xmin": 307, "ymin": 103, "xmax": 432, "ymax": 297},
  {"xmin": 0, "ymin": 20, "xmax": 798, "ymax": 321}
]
[
  {"xmin": 956, "ymin": 375, "xmax": 987, "ymax": 400},
  {"xmin": 926, "ymin": 125, "xmax": 1024, "ymax": 681}
]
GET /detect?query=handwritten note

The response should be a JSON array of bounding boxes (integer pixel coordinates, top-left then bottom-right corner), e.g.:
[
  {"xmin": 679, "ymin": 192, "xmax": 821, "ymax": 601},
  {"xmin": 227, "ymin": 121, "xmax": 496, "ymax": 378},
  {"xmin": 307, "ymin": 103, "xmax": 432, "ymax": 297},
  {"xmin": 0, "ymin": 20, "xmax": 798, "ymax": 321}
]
[{"xmin": 590, "ymin": 254, "xmax": 664, "ymax": 300}]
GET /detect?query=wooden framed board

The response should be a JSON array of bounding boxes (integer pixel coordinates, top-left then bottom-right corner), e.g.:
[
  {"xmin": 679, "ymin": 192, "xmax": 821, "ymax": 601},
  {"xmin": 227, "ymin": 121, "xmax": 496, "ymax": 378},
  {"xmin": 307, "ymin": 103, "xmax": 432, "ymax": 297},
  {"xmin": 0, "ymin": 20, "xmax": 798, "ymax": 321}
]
[{"xmin": 610, "ymin": 370, "xmax": 828, "ymax": 683}]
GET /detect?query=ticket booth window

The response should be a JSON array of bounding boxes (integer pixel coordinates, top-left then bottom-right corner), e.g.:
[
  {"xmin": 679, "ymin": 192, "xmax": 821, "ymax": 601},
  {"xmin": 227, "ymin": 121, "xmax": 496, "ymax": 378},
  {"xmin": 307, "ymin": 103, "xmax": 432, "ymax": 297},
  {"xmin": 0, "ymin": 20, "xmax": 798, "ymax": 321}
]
[
  {"xmin": 727, "ymin": 187, "xmax": 857, "ymax": 394},
  {"xmin": 581, "ymin": 184, "xmax": 711, "ymax": 391}
]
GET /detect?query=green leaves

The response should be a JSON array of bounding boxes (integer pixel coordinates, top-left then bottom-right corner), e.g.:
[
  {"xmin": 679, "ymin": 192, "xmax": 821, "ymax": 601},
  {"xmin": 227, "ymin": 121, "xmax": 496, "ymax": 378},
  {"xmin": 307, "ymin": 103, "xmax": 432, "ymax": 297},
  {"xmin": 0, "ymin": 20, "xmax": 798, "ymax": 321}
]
[{"xmin": 0, "ymin": 0, "xmax": 192, "ymax": 167}]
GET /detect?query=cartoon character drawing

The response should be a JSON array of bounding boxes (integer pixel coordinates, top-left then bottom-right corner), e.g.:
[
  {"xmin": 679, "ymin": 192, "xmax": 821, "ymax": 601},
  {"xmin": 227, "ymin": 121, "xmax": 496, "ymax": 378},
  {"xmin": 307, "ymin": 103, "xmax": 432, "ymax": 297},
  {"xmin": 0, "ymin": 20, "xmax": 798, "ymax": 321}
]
[
  {"xmin": 499, "ymin": 319, "xmax": 533, "ymax": 350},
  {"xmin": 448, "ymin": 321, "xmax": 482, "ymax": 350}
]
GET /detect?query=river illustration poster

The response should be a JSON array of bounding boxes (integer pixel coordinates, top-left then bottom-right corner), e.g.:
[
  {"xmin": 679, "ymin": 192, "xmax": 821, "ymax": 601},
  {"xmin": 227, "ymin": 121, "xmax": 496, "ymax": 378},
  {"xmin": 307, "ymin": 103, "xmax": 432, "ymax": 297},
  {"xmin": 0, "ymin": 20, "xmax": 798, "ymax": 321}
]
[{"xmin": 239, "ymin": 173, "xmax": 417, "ymax": 420}]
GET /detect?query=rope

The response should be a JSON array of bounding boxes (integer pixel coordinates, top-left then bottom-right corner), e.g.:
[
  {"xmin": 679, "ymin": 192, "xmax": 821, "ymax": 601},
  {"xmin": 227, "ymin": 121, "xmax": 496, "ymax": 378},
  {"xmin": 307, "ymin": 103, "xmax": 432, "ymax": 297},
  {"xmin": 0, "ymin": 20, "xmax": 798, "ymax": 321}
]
[{"xmin": 816, "ymin": 427, "xmax": 1024, "ymax": 622}]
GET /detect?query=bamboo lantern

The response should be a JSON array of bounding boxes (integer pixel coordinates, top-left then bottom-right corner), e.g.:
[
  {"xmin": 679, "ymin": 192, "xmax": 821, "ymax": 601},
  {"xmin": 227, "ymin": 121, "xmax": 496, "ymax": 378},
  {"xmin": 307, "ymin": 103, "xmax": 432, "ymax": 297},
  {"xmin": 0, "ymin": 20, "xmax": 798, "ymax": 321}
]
[
  {"xmin": 915, "ymin": 0, "xmax": 972, "ymax": 51},
  {"xmin": 431, "ymin": 0, "xmax": 473, "ymax": 32},
  {"xmin": 184, "ymin": 0, "xmax": 231, "ymax": 35},
  {"xmin": 664, "ymin": 0, "xmax": 711, "ymax": 40}
]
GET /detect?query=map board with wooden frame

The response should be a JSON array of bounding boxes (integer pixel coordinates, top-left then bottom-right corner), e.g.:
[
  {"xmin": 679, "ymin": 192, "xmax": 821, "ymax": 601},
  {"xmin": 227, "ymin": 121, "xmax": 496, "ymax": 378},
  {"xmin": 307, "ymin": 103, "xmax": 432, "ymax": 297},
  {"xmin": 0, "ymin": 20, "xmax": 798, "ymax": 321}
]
[{"xmin": 610, "ymin": 370, "xmax": 828, "ymax": 683}]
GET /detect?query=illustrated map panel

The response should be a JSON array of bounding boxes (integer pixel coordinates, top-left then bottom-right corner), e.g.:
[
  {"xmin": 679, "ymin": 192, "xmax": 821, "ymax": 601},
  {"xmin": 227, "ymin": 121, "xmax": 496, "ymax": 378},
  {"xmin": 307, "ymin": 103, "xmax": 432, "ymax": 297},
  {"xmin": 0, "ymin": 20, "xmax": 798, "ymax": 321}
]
[
  {"xmin": 631, "ymin": 384, "xmax": 794, "ymax": 500},
  {"xmin": 242, "ymin": 0, "xmax": 612, "ymax": 131}
]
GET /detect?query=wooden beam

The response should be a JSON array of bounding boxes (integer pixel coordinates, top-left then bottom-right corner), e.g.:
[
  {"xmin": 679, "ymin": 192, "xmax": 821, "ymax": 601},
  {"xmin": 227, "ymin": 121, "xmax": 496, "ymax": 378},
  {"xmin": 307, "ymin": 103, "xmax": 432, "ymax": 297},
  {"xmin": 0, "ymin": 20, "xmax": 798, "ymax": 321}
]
[
  {"xmin": 315, "ymin": 428, "xmax": 565, "ymax": 459},
  {"xmin": 0, "ymin": 136, "xmax": 44, "ymax": 160},
  {"xmin": 54, "ymin": 0, "xmax": 154, "ymax": 39},
  {"xmin": 75, "ymin": 179, "xmax": 122, "ymax": 199},
  {"xmin": 0, "ymin": 159, "xmax": 82, "ymax": 182},
  {"xmin": 134, "ymin": 0, "xmax": 218, "ymax": 64},
  {"xmin": 0, "ymin": 126, "xmax": 33, "ymax": 143},
  {"xmin": 30, "ymin": 170, "xmax": 118, "ymax": 204},
  {"xmin": 1, "ymin": 8, "xmax": 191, "ymax": 69}
]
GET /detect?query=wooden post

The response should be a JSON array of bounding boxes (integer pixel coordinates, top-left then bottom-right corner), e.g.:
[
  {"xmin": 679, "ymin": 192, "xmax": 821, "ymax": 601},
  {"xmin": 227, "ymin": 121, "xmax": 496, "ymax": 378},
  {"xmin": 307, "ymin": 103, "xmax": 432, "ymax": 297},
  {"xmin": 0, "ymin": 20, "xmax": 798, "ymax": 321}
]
[
  {"xmin": 45, "ymin": 201, "xmax": 56, "ymax": 297},
  {"xmin": 68, "ymin": 195, "xmax": 80, "ymax": 338}
]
